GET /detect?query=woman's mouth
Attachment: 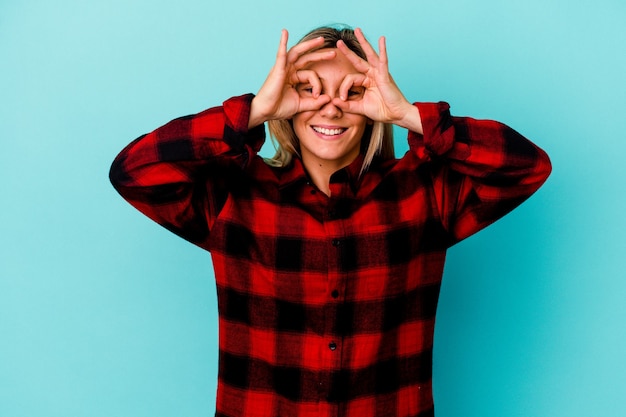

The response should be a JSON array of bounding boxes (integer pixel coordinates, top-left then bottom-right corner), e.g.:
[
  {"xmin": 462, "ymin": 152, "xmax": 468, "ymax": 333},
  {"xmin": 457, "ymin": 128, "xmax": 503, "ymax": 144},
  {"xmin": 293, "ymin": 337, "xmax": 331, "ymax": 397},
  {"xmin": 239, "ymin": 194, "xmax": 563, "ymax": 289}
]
[{"xmin": 311, "ymin": 126, "xmax": 348, "ymax": 136}]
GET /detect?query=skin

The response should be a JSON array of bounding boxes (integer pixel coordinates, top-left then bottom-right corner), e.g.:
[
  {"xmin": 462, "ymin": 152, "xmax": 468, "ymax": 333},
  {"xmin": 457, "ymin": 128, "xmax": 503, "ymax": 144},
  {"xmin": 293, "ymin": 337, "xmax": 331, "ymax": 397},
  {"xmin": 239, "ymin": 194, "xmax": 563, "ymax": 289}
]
[
  {"xmin": 291, "ymin": 51, "xmax": 370, "ymax": 187},
  {"xmin": 249, "ymin": 28, "xmax": 424, "ymax": 195}
]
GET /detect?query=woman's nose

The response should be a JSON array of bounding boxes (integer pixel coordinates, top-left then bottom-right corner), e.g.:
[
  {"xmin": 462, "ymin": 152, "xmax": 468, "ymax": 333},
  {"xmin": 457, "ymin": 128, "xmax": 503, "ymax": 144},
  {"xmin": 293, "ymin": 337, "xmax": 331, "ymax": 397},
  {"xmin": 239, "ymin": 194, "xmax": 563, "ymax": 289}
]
[{"xmin": 319, "ymin": 100, "xmax": 342, "ymax": 119}]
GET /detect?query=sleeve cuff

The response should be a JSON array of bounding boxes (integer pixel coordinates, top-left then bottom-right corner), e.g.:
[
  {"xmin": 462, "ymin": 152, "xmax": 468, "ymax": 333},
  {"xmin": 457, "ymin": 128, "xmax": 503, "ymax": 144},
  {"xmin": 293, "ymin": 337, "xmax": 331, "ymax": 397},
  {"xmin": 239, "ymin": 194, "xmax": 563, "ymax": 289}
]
[
  {"xmin": 408, "ymin": 101, "xmax": 456, "ymax": 157},
  {"xmin": 222, "ymin": 93, "xmax": 265, "ymax": 153}
]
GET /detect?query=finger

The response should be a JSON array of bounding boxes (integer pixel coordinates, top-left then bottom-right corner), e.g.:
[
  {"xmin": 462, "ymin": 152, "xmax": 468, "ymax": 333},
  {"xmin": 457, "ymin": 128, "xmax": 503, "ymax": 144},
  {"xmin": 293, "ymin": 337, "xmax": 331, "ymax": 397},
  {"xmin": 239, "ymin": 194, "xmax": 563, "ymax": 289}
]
[
  {"xmin": 298, "ymin": 95, "xmax": 331, "ymax": 113},
  {"xmin": 292, "ymin": 49, "xmax": 336, "ymax": 70},
  {"xmin": 331, "ymin": 96, "xmax": 364, "ymax": 115},
  {"xmin": 286, "ymin": 35, "xmax": 326, "ymax": 63},
  {"xmin": 290, "ymin": 69, "xmax": 322, "ymax": 97},
  {"xmin": 338, "ymin": 73, "xmax": 367, "ymax": 101},
  {"xmin": 354, "ymin": 27, "xmax": 381, "ymax": 66},
  {"xmin": 378, "ymin": 36, "xmax": 389, "ymax": 71},
  {"xmin": 336, "ymin": 39, "xmax": 370, "ymax": 73},
  {"xmin": 275, "ymin": 29, "xmax": 289, "ymax": 67}
]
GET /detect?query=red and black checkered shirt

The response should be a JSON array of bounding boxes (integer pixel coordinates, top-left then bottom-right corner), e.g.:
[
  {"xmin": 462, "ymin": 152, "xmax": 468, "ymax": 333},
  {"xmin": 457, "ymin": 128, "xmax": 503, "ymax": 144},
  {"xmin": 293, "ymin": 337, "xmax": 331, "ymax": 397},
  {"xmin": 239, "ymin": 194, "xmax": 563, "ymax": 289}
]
[{"xmin": 110, "ymin": 94, "xmax": 551, "ymax": 417}]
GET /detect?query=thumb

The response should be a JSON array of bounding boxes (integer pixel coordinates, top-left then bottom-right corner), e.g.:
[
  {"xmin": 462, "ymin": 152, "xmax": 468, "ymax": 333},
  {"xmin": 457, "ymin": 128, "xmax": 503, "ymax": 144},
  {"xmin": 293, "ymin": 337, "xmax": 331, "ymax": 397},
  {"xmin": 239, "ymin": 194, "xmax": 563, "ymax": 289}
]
[
  {"xmin": 298, "ymin": 95, "xmax": 331, "ymax": 113},
  {"xmin": 331, "ymin": 97, "xmax": 365, "ymax": 116}
]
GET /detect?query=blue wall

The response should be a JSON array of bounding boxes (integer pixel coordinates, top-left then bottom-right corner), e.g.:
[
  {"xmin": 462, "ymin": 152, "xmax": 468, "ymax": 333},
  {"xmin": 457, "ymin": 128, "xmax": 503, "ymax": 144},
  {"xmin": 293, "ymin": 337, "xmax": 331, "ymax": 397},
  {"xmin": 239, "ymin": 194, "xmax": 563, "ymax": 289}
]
[{"xmin": 1, "ymin": 1, "xmax": 624, "ymax": 416}]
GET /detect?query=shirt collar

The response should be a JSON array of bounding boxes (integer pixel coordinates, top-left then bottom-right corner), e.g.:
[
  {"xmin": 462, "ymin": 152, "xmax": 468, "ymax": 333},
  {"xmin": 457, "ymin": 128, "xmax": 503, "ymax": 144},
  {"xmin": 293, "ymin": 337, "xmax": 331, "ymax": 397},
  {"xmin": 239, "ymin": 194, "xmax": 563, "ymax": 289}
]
[{"xmin": 278, "ymin": 154, "xmax": 366, "ymax": 194}]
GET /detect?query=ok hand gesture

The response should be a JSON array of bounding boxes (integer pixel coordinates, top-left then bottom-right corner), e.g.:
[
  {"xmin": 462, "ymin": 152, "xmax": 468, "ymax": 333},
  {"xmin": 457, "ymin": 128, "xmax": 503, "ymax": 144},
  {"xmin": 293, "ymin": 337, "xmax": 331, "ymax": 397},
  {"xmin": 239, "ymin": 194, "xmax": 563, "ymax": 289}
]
[
  {"xmin": 248, "ymin": 30, "xmax": 335, "ymax": 128},
  {"xmin": 333, "ymin": 28, "xmax": 423, "ymax": 134}
]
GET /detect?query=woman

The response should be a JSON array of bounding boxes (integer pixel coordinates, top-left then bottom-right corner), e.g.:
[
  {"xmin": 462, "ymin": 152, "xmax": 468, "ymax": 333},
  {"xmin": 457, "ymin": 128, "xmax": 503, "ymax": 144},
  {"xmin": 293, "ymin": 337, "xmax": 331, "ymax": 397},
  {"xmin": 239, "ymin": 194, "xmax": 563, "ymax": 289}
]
[{"xmin": 110, "ymin": 25, "xmax": 551, "ymax": 417}]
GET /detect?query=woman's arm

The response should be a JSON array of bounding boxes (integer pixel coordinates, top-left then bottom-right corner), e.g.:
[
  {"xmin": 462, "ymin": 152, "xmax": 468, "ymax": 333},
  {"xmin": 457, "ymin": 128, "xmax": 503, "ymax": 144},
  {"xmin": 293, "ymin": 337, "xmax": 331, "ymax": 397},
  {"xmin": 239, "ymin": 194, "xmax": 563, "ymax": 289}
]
[
  {"xmin": 411, "ymin": 101, "xmax": 552, "ymax": 243},
  {"xmin": 109, "ymin": 94, "xmax": 264, "ymax": 248},
  {"xmin": 334, "ymin": 28, "xmax": 551, "ymax": 243},
  {"xmin": 109, "ymin": 29, "xmax": 337, "ymax": 247}
]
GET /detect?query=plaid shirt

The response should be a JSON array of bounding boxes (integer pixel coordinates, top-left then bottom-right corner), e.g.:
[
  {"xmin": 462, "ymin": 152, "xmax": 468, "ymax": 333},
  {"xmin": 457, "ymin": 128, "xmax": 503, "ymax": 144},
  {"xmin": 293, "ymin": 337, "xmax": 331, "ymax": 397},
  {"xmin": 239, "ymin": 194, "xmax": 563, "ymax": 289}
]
[{"xmin": 110, "ymin": 94, "xmax": 551, "ymax": 417}]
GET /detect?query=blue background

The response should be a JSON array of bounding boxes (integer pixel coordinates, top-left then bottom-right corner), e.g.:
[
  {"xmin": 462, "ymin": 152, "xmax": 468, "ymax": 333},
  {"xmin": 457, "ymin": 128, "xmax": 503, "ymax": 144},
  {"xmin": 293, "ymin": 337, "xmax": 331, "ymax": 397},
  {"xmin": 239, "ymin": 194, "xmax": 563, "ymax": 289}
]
[{"xmin": 1, "ymin": 0, "xmax": 625, "ymax": 416}]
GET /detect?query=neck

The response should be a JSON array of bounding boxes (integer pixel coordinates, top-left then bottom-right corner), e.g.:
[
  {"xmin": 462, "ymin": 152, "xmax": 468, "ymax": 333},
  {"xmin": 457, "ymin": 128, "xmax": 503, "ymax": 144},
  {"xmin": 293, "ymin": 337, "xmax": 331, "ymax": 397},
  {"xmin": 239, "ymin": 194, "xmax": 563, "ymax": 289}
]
[
  {"xmin": 305, "ymin": 158, "xmax": 358, "ymax": 196},
  {"xmin": 301, "ymin": 153, "xmax": 361, "ymax": 197},
  {"xmin": 305, "ymin": 161, "xmax": 334, "ymax": 196}
]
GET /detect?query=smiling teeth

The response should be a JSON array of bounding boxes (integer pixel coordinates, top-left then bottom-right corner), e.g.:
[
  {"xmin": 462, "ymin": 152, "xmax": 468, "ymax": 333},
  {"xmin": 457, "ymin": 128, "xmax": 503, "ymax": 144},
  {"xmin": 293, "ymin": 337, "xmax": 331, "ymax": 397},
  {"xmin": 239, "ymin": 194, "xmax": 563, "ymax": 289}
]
[{"xmin": 313, "ymin": 126, "xmax": 346, "ymax": 136}]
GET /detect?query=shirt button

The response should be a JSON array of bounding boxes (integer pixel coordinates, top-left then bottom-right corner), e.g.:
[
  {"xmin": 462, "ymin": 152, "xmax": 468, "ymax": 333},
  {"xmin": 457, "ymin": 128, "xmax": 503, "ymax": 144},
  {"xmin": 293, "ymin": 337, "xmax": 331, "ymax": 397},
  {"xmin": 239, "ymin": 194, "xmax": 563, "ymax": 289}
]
[
  {"xmin": 331, "ymin": 290, "xmax": 339, "ymax": 298},
  {"xmin": 329, "ymin": 341, "xmax": 337, "ymax": 351},
  {"xmin": 332, "ymin": 239, "xmax": 341, "ymax": 247}
]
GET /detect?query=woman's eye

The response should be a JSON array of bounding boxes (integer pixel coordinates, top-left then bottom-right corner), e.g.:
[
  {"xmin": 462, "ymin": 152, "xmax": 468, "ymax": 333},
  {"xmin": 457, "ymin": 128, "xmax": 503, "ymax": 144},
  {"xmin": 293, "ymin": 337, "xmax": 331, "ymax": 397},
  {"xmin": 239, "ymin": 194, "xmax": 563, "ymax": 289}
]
[
  {"xmin": 297, "ymin": 86, "xmax": 314, "ymax": 96},
  {"xmin": 347, "ymin": 88, "xmax": 364, "ymax": 99}
]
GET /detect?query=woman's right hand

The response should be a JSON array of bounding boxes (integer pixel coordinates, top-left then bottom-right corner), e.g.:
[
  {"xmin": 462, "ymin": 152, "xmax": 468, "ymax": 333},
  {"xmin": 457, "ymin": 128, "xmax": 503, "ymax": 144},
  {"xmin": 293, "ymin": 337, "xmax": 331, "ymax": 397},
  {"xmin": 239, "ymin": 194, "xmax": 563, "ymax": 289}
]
[{"xmin": 248, "ymin": 30, "xmax": 335, "ymax": 129}]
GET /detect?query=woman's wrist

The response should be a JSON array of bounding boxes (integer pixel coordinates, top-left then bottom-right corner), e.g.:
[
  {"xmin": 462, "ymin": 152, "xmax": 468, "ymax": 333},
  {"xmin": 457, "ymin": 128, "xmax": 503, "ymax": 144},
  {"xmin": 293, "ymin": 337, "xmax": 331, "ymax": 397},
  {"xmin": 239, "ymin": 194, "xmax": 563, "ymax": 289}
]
[
  {"xmin": 395, "ymin": 102, "xmax": 423, "ymax": 134},
  {"xmin": 248, "ymin": 97, "xmax": 267, "ymax": 129}
]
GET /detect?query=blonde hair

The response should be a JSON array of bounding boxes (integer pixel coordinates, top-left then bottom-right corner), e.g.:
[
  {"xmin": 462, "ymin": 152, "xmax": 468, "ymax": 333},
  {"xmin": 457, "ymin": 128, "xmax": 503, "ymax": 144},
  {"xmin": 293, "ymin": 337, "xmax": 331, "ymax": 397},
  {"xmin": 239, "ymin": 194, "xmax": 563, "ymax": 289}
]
[{"xmin": 266, "ymin": 25, "xmax": 394, "ymax": 175}]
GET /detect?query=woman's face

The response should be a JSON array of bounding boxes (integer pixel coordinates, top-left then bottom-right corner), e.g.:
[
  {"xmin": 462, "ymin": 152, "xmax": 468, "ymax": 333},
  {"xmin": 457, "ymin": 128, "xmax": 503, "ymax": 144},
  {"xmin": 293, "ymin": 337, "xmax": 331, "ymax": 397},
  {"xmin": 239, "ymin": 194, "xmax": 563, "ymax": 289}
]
[{"xmin": 292, "ymin": 49, "xmax": 369, "ymax": 174}]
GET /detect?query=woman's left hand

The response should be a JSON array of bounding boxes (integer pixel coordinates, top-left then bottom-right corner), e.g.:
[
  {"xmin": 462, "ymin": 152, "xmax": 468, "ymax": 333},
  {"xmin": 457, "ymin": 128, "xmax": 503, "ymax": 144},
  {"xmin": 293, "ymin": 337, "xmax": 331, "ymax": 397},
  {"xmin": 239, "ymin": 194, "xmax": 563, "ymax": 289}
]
[{"xmin": 334, "ymin": 28, "xmax": 423, "ymax": 134}]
